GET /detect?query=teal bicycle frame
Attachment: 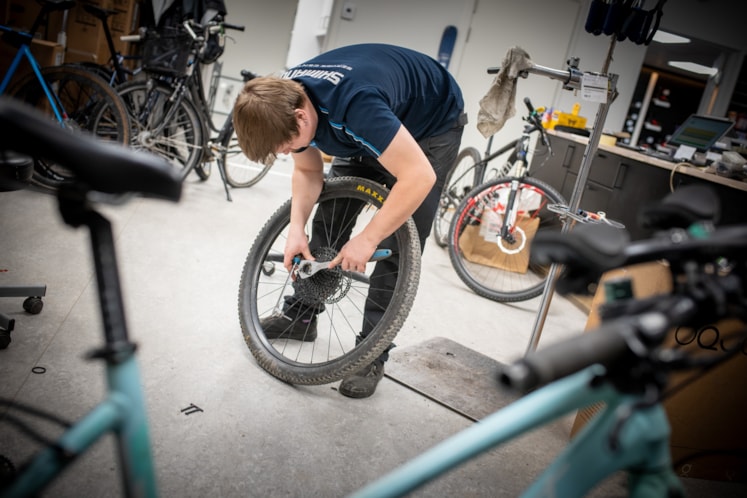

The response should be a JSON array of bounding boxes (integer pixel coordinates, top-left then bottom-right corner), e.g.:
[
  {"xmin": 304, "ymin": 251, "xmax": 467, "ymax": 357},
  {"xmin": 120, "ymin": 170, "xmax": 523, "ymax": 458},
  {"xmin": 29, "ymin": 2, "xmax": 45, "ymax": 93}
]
[
  {"xmin": 352, "ymin": 364, "xmax": 683, "ymax": 497},
  {"xmin": 1, "ymin": 209, "xmax": 158, "ymax": 498},
  {"xmin": 0, "ymin": 25, "xmax": 66, "ymax": 123}
]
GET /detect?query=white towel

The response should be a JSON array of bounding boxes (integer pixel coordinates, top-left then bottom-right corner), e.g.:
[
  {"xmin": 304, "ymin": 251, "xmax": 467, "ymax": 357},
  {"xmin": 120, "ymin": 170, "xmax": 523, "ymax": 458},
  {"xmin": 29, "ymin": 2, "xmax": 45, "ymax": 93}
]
[{"xmin": 476, "ymin": 47, "xmax": 533, "ymax": 138}]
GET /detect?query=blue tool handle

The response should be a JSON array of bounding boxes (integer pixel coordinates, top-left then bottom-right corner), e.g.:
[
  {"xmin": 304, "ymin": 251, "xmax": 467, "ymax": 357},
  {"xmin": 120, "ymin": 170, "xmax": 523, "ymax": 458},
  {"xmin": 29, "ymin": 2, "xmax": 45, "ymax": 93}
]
[
  {"xmin": 294, "ymin": 249, "xmax": 390, "ymax": 266},
  {"xmin": 371, "ymin": 248, "xmax": 392, "ymax": 261}
]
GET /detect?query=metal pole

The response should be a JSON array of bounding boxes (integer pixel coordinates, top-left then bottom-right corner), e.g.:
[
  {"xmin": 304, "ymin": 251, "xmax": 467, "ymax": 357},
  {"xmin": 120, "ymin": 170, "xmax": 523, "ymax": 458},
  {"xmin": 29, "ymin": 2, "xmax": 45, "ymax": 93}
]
[{"xmin": 524, "ymin": 39, "xmax": 619, "ymax": 355}]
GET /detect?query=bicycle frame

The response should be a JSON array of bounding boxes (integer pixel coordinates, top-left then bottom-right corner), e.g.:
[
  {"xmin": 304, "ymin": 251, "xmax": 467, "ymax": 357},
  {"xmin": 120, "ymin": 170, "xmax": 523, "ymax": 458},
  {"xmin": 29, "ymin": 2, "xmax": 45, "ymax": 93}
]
[
  {"xmin": 0, "ymin": 26, "xmax": 65, "ymax": 122},
  {"xmin": 352, "ymin": 364, "xmax": 683, "ymax": 497},
  {"xmin": 1, "ymin": 205, "xmax": 157, "ymax": 498},
  {"xmin": 441, "ymin": 138, "xmax": 518, "ymax": 212}
]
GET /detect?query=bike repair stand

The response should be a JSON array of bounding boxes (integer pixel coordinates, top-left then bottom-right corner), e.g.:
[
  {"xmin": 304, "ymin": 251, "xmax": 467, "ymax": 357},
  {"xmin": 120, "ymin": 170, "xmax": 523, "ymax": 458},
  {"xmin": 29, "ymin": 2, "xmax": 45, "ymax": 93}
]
[{"xmin": 525, "ymin": 37, "xmax": 620, "ymax": 354}]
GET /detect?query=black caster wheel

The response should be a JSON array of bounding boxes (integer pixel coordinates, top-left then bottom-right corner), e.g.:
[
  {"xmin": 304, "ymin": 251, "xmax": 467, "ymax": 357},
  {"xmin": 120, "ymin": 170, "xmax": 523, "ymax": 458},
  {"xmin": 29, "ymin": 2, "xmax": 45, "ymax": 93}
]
[
  {"xmin": 0, "ymin": 330, "xmax": 11, "ymax": 350},
  {"xmin": 23, "ymin": 296, "xmax": 43, "ymax": 314}
]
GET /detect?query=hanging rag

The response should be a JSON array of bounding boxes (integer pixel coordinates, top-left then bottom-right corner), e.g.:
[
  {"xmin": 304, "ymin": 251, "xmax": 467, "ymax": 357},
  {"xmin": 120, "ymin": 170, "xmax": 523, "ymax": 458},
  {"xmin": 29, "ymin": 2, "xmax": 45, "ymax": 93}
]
[{"xmin": 476, "ymin": 46, "xmax": 533, "ymax": 138}]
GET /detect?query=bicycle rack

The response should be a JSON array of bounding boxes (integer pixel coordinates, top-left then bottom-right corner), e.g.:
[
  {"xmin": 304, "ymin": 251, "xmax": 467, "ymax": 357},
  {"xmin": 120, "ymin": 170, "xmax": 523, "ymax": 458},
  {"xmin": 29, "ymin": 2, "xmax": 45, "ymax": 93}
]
[{"xmin": 522, "ymin": 37, "xmax": 621, "ymax": 354}]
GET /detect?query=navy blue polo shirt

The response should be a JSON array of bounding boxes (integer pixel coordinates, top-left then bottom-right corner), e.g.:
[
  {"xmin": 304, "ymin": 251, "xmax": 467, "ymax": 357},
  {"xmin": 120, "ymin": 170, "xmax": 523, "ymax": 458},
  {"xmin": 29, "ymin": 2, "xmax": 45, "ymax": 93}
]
[{"xmin": 282, "ymin": 43, "xmax": 464, "ymax": 159}]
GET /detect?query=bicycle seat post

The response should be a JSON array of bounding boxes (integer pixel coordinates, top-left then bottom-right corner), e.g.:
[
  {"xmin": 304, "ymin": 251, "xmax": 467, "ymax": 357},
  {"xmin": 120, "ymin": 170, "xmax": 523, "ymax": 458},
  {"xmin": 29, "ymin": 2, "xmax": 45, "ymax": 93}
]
[{"xmin": 57, "ymin": 188, "xmax": 133, "ymax": 357}]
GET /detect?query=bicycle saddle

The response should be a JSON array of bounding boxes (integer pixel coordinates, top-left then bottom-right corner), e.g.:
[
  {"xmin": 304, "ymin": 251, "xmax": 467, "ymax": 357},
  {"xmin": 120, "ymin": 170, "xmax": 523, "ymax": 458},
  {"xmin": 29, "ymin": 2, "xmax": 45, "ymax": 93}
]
[
  {"xmin": 0, "ymin": 98, "xmax": 182, "ymax": 201},
  {"xmin": 638, "ymin": 184, "xmax": 721, "ymax": 230},
  {"xmin": 36, "ymin": 0, "xmax": 76, "ymax": 12},
  {"xmin": 530, "ymin": 223, "xmax": 630, "ymax": 295},
  {"xmin": 82, "ymin": 3, "xmax": 119, "ymax": 20}
]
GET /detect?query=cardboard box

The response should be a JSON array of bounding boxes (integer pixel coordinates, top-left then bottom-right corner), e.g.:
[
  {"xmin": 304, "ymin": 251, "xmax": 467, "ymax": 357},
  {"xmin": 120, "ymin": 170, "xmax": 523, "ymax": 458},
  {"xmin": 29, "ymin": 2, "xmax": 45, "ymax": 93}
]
[
  {"xmin": 458, "ymin": 213, "xmax": 539, "ymax": 273},
  {"xmin": 571, "ymin": 262, "xmax": 747, "ymax": 483},
  {"xmin": 64, "ymin": 0, "xmax": 139, "ymax": 66}
]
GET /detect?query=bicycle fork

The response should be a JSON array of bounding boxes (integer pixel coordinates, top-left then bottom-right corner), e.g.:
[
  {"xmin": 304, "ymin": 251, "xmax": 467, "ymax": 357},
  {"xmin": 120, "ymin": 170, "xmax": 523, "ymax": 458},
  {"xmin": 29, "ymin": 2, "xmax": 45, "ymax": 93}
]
[{"xmin": 498, "ymin": 159, "xmax": 529, "ymax": 246}]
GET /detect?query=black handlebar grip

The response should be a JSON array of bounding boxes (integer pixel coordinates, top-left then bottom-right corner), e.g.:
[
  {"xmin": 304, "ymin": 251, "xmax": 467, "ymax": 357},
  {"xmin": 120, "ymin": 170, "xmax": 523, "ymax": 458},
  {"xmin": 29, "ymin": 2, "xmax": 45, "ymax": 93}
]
[
  {"xmin": 223, "ymin": 23, "xmax": 245, "ymax": 31},
  {"xmin": 523, "ymin": 97, "xmax": 534, "ymax": 113},
  {"xmin": 499, "ymin": 320, "xmax": 633, "ymax": 392}
]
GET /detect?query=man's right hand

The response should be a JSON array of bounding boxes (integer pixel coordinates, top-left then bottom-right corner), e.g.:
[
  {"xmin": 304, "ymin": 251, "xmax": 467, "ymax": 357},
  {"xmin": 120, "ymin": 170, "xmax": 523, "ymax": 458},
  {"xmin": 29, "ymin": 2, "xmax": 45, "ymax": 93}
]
[{"xmin": 283, "ymin": 225, "xmax": 314, "ymax": 272}]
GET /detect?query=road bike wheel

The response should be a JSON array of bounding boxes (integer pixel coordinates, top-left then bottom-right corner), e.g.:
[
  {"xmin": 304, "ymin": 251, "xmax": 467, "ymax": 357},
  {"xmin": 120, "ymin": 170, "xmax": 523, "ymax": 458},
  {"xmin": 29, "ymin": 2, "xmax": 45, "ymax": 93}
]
[
  {"xmin": 117, "ymin": 79, "xmax": 205, "ymax": 178},
  {"xmin": 220, "ymin": 130, "xmax": 272, "ymax": 188},
  {"xmin": 433, "ymin": 146, "xmax": 481, "ymax": 248},
  {"xmin": 448, "ymin": 176, "xmax": 565, "ymax": 302},
  {"xmin": 7, "ymin": 65, "xmax": 130, "ymax": 189},
  {"xmin": 239, "ymin": 176, "xmax": 421, "ymax": 385}
]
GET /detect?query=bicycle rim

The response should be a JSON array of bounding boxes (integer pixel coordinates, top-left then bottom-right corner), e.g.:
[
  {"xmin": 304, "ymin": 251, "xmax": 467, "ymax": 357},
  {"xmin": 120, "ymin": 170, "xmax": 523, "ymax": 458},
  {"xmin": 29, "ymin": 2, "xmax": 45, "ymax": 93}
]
[
  {"xmin": 239, "ymin": 177, "xmax": 421, "ymax": 385},
  {"xmin": 433, "ymin": 146, "xmax": 481, "ymax": 248},
  {"xmin": 221, "ymin": 131, "xmax": 272, "ymax": 188},
  {"xmin": 8, "ymin": 65, "xmax": 130, "ymax": 189},
  {"xmin": 448, "ymin": 177, "xmax": 566, "ymax": 302},
  {"xmin": 117, "ymin": 80, "xmax": 204, "ymax": 176}
]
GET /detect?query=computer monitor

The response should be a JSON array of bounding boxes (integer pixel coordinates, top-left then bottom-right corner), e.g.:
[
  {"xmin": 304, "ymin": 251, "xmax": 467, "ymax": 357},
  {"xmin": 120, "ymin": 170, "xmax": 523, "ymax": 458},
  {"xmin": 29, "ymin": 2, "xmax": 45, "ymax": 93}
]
[{"xmin": 667, "ymin": 114, "xmax": 734, "ymax": 152}]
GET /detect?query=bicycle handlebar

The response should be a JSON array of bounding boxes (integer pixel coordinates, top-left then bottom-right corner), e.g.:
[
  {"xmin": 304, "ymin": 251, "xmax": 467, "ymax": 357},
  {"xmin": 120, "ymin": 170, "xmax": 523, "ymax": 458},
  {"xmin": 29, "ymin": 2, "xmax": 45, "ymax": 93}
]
[
  {"xmin": 505, "ymin": 204, "xmax": 747, "ymax": 392},
  {"xmin": 486, "ymin": 62, "xmax": 583, "ymax": 91},
  {"xmin": 500, "ymin": 295, "xmax": 695, "ymax": 392},
  {"xmin": 121, "ymin": 19, "xmax": 245, "ymax": 43},
  {"xmin": 221, "ymin": 22, "xmax": 245, "ymax": 32}
]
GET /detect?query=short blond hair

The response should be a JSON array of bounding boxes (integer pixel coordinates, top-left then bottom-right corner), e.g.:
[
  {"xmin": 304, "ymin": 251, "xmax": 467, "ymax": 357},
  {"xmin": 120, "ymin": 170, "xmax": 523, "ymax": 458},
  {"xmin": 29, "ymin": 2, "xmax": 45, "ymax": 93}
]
[{"xmin": 232, "ymin": 77, "xmax": 306, "ymax": 165}]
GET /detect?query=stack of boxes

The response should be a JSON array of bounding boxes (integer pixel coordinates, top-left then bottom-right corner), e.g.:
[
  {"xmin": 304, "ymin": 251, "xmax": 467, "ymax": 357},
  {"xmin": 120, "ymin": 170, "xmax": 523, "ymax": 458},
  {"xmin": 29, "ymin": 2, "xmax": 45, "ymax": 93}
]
[{"xmin": 0, "ymin": 0, "xmax": 140, "ymax": 72}]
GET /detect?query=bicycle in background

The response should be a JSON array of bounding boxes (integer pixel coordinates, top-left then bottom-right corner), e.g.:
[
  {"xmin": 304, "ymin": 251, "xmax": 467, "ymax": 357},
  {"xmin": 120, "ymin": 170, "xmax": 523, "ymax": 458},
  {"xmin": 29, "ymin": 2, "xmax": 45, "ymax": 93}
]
[
  {"xmin": 0, "ymin": 0, "xmax": 131, "ymax": 190},
  {"xmin": 117, "ymin": 19, "xmax": 271, "ymax": 200},
  {"xmin": 0, "ymin": 97, "xmax": 181, "ymax": 497},
  {"xmin": 68, "ymin": 3, "xmax": 143, "ymax": 86},
  {"xmin": 446, "ymin": 97, "xmax": 567, "ymax": 302}
]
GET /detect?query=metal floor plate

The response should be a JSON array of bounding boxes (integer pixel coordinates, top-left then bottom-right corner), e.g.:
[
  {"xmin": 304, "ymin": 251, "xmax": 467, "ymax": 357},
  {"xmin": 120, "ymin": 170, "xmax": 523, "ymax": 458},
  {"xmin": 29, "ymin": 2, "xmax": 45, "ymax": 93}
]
[{"xmin": 386, "ymin": 337, "xmax": 519, "ymax": 421}]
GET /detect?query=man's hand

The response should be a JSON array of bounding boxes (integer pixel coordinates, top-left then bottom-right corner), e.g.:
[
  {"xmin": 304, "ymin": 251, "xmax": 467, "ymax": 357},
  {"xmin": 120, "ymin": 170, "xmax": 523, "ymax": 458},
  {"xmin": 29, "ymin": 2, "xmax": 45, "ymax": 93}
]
[
  {"xmin": 283, "ymin": 225, "xmax": 314, "ymax": 272},
  {"xmin": 329, "ymin": 233, "xmax": 378, "ymax": 273}
]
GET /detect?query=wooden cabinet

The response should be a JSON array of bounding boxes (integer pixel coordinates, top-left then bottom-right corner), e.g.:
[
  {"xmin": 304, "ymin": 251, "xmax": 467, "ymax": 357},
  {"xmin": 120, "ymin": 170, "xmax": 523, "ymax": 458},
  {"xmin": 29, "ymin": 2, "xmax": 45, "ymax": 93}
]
[{"xmin": 532, "ymin": 131, "xmax": 747, "ymax": 240}]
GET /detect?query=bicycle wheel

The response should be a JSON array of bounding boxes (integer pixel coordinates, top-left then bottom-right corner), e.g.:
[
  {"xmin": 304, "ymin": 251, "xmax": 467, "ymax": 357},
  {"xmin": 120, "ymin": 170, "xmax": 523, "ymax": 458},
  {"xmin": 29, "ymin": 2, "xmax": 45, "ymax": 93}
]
[
  {"xmin": 448, "ymin": 176, "xmax": 566, "ymax": 302},
  {"xmin": 433, "ymin": 147, "xmax": 480, "ymax": 248},
  {"xmin": 117, "ymin": 79, "xmax": 205, "ymax": 178},
  {"xmin": 433, "ymin": 143, "xmax": 518, "ymax": 248},
  {"xmin": 220, "ymin": 129, "xmax": 272, "ymax": 188},
  {"xmin": 7, "ymin": 65, "xmax": 130, "ymax": 188},
  {"xmin": 239, "ymin": 177, "xmax": 421, "ymax": 385}
]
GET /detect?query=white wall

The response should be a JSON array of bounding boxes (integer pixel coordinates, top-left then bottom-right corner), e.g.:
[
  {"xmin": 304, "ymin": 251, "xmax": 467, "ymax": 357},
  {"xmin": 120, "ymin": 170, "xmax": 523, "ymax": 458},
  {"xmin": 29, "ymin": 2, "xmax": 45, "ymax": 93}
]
[
  {"xmin": 321, "ymin": 0, "xmax": 591, "ymax": 153},
  {"xmin": 218, "ymin": 0, "xmax": 747, "ymax": 153},
  {"xmin": 322, "ymin": 0, "xmax": 476, "ymax": 74},
  {"xmin": 286, "ymin": 0, "xmax": 334, "ymax": 67},
  {"xmin": 220, "ymin": 0, "xmax": 298, "ymax": 78},
  {"xmin": 449, "ymin": 0, "xmax": 588, "ymax": 159}
]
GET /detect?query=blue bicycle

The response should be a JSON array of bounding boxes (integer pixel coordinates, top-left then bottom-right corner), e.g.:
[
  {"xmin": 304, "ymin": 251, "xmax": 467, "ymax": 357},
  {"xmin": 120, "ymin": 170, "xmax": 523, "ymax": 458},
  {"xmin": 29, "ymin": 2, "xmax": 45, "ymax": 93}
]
[
  {"xmin": 351, "ymin": 185, "xmax": 747, "ymax": 496},
  {"xmin": 0, "ymin": 97, "xmax": 180, "ymax": 497}
]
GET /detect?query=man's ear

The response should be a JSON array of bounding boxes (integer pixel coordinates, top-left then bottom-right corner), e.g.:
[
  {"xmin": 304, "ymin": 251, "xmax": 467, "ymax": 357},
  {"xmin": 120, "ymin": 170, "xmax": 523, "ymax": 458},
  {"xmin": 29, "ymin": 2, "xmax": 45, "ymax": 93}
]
[{"xmin": 295, "ymin": 108, "xmax": 309, "ymax": 127}]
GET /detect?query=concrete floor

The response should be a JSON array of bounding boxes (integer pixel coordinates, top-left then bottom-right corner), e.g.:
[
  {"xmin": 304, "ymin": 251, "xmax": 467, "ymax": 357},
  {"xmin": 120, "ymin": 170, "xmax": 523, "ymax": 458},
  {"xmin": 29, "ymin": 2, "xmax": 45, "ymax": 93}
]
[{"xmin": 1, "ymin": 159, "xmax": 745, "ymax": 497}]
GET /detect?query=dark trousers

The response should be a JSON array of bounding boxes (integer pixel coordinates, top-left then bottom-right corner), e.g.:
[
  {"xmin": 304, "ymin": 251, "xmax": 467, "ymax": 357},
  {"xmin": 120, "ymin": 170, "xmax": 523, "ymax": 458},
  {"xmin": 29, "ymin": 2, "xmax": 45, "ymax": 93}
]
[{"xmin": 287, "ymin": 123, "xmax": 464, "ymax": 361}]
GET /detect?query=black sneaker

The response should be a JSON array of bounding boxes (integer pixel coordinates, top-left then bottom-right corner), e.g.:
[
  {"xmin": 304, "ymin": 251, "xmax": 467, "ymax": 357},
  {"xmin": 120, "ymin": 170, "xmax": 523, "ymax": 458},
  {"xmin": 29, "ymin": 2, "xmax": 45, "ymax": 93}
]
[
  {"xmin": 260, "ymin": 314, "xmax": 317, "ymax": 341},
  {"xmin": 339, "ymin": 360, "xmax": 385, "ymax": 398}
]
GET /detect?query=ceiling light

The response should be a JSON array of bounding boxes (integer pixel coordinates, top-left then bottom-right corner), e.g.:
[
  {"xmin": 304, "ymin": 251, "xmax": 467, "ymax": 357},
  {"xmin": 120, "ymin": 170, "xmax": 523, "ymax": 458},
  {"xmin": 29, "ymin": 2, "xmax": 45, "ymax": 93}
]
[
  {"xmin": 652, "ymin": 31, "xmax": 691, "ymax": 44},
  {"xmin": 667, "ymin": 61, "xmax": 719, "ymax": 76}
]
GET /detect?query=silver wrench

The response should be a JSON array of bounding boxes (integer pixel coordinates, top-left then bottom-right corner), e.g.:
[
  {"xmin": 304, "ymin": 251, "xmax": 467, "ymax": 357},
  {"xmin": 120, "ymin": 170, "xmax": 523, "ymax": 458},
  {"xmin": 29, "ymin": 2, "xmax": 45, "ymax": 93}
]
[{"xmin": 294, "ymin": 248, "xmax": 392, "ymax": 279}]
